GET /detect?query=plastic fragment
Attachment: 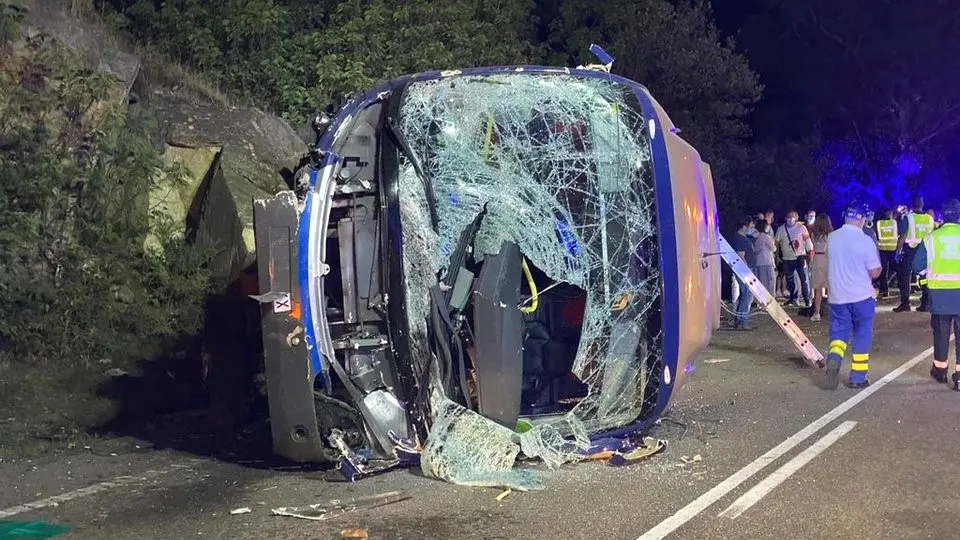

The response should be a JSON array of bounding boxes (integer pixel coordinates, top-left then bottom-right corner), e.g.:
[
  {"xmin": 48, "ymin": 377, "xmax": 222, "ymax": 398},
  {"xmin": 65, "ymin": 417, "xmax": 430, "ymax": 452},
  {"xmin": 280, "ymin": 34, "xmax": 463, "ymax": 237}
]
[
  {"xmin": 229, "ymin": 507, "xmax": 251, "ymax": 515},
  {"xmin": 341, "ymin": 529, "xmax": 369, "ymax": 539},
  {"xmin": 0, "ymin": 520, "xmax": 71, "ymax": 539},
  {"xmin": 608, "ymin": 437, "xmax": 667, "ymax": 467},
  {"xmin": 496, "ymin": 489, "xmax": 512, "ymax": 501}
]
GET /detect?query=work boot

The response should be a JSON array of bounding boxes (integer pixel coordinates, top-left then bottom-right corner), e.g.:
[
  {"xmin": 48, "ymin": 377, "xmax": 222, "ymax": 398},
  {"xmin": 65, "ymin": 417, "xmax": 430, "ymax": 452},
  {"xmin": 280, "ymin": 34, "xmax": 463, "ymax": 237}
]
[
  {"xmin": 823, "ymin": 359, "xmax": 841, "ymax": 390},
  {"xmin": 893, "ymin": 303, "xmax": 912, "ymax": 313},
  {"xmin": 846, "ymin": 379, "xmax": 870, "ymax": 389},
  {"xmin": 953, "ymin": 372, "xmax": 960, "ymax": 392},
  {"xmin": 931, "ymin": 365, "xmax": 949, "ymax": 384}
]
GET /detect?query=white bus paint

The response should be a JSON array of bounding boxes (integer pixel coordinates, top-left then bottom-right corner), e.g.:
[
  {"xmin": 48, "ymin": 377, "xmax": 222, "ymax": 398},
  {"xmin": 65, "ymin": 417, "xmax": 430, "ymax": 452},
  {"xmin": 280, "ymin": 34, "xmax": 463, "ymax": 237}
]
[{"xmin": 717, "ymin": 420, "xmax": 857, "ymax": 519}]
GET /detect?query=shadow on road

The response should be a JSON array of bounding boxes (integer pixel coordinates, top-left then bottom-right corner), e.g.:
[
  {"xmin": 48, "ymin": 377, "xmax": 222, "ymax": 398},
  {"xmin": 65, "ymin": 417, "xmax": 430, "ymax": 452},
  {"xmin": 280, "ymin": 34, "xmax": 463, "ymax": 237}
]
[{"xmin": 95, "ymin": 264, "xmax": 331, "ymax": 474}]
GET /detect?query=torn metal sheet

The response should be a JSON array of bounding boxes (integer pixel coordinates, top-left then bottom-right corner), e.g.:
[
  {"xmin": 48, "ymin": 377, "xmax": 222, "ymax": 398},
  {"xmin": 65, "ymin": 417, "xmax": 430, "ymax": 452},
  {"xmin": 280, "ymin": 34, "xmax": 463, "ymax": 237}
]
[{"xmin": 271, "ymin": 491, "xmax": 409, "ymax": 521}]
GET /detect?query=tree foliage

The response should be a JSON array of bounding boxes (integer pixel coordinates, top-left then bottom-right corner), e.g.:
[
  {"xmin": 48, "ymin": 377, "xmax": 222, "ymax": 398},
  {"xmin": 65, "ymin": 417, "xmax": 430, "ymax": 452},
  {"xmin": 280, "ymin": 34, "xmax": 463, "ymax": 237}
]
[
  {"xmin": 548, "ymin": 0, "xmax": 763, "ymax": 215},
  {"xmin": 99, "ymin": 0, "xmax": 762, "ymax": 202},
  {"xmin": 105, "ymin": 0, "xmax": 539, "ymax": 120},
  {"xmin": 739, "ymin": 0, "xmax": 960, "ymax": 210},
  {"xmin": 0, "ymin": 34, "xmax": 211, "ymax": 366}
]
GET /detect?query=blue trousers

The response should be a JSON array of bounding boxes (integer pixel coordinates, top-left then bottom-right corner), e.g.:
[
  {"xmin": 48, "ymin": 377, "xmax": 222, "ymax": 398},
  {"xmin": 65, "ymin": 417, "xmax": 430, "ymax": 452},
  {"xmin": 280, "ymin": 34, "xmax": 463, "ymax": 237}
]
[
  {"xmin": 735, "ymin": 274, "xmax": 753, "ymax": 328},
  {"xmin": 827, "ymin": 298, "xmax": 876, "ymax": 384},
  {"xmin": 784, "ymin": 258, "xmax": 810, "ymax": 304}
]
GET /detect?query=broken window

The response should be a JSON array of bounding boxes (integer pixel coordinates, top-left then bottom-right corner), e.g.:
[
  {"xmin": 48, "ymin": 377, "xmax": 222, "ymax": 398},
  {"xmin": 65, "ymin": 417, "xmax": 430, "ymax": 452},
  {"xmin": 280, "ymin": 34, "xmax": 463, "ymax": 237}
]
[{"xmin": 394, "ymin": 73, "xmax": 663, "ymax": 489}]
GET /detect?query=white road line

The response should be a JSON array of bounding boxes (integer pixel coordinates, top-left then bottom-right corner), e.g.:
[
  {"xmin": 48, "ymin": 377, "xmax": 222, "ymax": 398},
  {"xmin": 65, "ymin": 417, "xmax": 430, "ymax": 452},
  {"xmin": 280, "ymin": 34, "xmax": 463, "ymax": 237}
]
[
  {"xmin": 717, "ymin": 420, "xmax": 858, "ymax": 519},
  {"xmin": 0, "ymin": 461, "xmax": 197, "ymax": 518},
  {"xmin": 637, "ymin": 342, "xmax": 944, "ymax": 540}
]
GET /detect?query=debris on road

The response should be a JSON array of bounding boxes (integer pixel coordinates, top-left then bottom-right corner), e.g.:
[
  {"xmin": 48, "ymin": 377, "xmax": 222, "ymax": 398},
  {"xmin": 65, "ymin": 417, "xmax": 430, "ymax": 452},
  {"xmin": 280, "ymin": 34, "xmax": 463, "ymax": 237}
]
[
  {"xmin": 0, "ymin": 520, "xmax": 70, "ymax": 539},
  {"xmin": 680, "ymin": 454, "xmax": 703, "ymax": 465},
  {"xmin": 229, "ymin": 507, "xmax": 251, "ymax": 515},
  {"xmin": 496, "ymin": 488, "xmax": 512, "ymax": 502},
  {"xmin": 340, "ymin": 529, "xmax": 369, "ymax": 539},
  {"xmin": 583, "ymin": 436, "xmax": 667, "ymax": 467},
  {"xmin": 271, "ymin": 491, "xmax": 409, "ymax": 521},
  {"xmin": 608, "ymin": 437, "xmax": 667, "ymax": 467},
  {"xmin": 703, "ymin": 358, "xmax": 731, "ymax": 364}
]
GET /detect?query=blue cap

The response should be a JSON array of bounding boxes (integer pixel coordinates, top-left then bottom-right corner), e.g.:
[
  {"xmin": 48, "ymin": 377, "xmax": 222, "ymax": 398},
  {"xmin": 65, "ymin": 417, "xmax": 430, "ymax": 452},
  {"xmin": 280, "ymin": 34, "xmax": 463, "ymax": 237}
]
[{"xmin": 845, "ymin": 201, "xmax": 871, "ymax": 221}]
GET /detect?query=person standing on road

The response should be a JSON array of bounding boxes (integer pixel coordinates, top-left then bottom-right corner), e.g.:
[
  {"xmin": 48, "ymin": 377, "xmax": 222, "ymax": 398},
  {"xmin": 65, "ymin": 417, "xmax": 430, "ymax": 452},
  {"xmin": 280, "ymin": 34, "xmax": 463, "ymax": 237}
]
[
  {"xmin": 824, "ymin": 202, "xmax": 882, "ymax": 390},
  {"xmin": 731, "ymin": 216, "xmax": 757, "ymax": 330},
  {"xmin": 875, "ymin": 209, "xmax": 899, "ymax": 298},
  {"xmin": 754, "ymin": 220, "xmax": 777, "ymax": 296},
  {"xmin": 808, "ymin": 214, "xmax": 834, "ymax": 321},
  {"xmin": 776, "ymin": 210, "xmax": 813, "ymax": 307},
  {"xmin": 894, "ymin": 196, "xmax": 935, "ymax": 312},
  {"xmin": 911, "ymin": 199, "xmax": 960, "ymax": 387},
  {"xmin": 915, "ymin": 208, "xmax": 942, "ymax": 312}
]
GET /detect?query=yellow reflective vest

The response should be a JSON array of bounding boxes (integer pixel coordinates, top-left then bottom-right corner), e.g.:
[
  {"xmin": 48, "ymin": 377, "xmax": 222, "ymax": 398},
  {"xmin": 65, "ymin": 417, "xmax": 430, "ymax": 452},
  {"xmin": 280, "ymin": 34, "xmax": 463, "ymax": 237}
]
[
  {"xmin": 876, "ymin": 219, "xmax": 898, "ymax": 251},
  {"xmin": 924, "ymin": 223, "xmax": 960, "ymax": 290},
  {"xmin": 906, "ymin": 212, "xmax": 936, "ymax": 247}
]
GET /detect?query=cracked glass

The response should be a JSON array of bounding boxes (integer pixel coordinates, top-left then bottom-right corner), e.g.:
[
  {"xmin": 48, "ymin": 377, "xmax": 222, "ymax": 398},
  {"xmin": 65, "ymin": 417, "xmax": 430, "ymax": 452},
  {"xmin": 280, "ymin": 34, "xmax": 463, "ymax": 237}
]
[{"xmin": 395, "ymin": 72, "xmax": 662, "ymax": 489}]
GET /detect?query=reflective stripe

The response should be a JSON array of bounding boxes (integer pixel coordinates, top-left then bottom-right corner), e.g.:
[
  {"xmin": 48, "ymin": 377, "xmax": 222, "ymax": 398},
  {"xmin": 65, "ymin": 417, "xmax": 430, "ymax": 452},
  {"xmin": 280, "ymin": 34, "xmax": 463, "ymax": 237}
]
[
  {"xmin": 850, "ymin": 362, "xmax": 869, "ymax": 371},
  {"xmin": 852, "ymin": 353, "xmax": 869, "ymax": 362},
  {"xmin": 877, "ymin": 220, "xmax": 898, "ymax": 251},
  {"xmin": 934, "ymin": 360, "xmax": 949, "ymax": 369},
  {"xmin": 926, "ymin": 225, "xmax": 960, "ymax": 289},
  {"xmin": 829, "ymin": 340, "xmax": 847, "ymax": 357},
  {"xmin": 906, "ymin": 213, "xmax": 936, "ymax": 247}
]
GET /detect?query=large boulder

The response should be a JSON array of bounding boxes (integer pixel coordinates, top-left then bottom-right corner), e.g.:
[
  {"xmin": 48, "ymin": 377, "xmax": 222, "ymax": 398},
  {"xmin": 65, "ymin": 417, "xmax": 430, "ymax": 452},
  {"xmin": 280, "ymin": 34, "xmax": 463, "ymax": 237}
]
[{"xmin": 148, "ymin": 95, "xmax": 307, "ymax": 285}]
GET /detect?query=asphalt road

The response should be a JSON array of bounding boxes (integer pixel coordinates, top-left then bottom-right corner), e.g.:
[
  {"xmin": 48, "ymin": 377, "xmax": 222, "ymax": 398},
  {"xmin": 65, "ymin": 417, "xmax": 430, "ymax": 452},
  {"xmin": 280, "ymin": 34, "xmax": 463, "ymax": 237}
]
[{"xmin": 2, "ymin": 299, "xmax": 957, "ymax": 540}]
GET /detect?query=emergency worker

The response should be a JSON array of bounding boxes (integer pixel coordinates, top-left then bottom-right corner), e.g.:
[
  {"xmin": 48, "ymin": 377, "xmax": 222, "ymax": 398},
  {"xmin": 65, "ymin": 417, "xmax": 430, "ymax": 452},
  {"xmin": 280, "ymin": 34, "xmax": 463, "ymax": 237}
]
[
  {"xmin": 875, "ymin": 209, "xmax": 898, "ymax": 298},
  {"xmin": 911, "ymin": 199, "xmax": 960, "ymax": 387},
  {"xmin": 824, "ymin": 201, "xmax": 882, "ymax": 390},
  {"xmin": 895, "ymin": 196, "xmax": 936, "ymax": 312},
  {"xmin": 915, "ymin": 209, "xmax": 941, "ymax": 312}
]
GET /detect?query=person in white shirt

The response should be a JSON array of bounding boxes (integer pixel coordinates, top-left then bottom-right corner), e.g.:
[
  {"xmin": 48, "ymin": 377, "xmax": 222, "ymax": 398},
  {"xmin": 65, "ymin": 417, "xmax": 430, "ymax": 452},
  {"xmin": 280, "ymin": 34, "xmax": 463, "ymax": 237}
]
[
  {"xmin": 775, "ymin": 210, "xmax": 814, "ymax": 307},
  {"xmin": 822, "ymin": 201, "xmax": 882, "ymax": 390}
]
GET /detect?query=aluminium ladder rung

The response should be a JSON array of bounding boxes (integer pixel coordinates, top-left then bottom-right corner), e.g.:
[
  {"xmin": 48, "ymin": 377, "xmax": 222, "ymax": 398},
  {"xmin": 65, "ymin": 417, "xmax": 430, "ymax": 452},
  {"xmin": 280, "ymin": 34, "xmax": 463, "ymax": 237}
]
[{"xmin": 717, "ymin": 234, "xmax": 825, "ymax": 368}]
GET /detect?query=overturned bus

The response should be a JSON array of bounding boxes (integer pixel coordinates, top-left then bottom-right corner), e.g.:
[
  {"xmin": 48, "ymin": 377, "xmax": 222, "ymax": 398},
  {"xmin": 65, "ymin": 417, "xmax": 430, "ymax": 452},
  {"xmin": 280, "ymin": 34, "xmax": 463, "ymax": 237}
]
[{"xmin": 253, "ymin": 61, "xmax": 721, "ymax": 489}]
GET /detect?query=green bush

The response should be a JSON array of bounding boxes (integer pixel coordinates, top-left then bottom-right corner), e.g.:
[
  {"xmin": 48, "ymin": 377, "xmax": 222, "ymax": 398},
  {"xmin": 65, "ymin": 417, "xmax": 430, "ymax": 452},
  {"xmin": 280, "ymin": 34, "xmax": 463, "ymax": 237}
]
[{"xmin": 0, "ymin": 34, "xmax": 211, "ymax": 368}]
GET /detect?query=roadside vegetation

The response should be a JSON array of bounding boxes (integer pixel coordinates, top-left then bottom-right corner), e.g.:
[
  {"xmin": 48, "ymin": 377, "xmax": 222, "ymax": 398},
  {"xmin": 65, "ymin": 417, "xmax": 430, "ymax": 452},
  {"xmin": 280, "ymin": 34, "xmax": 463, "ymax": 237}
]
[{"xmin": 0, "ymin": 4, "xmax": 210, "ymax": 457}]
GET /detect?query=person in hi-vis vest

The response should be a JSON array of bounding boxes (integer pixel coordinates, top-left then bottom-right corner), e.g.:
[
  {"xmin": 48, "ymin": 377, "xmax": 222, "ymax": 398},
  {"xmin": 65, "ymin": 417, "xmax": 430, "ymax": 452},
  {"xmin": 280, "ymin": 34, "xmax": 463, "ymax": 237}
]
[
  {"xmin": 894, "ymin": 196, "xmax": 936, "ymax": 312},
  {"xmin": 875, "ymin": 209, "xmax": 899, "ymax": 298},
  {"xmin": 911, "ymin": 199, "xmax": 960, "ymax": 388}
]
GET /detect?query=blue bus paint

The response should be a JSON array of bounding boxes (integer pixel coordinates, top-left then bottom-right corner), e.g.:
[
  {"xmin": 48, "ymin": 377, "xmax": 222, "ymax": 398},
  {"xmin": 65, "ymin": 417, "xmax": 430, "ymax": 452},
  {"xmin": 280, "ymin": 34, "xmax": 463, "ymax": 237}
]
[{"xmin": 632, "ymin": 87, "xmax": 680, "ymax": 421}]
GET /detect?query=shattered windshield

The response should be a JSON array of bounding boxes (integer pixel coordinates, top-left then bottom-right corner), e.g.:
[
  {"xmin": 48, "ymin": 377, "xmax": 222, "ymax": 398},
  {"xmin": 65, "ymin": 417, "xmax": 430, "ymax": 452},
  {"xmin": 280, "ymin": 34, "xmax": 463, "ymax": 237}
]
[{"xmin": 395, "ymin": 72, "xmax": 662, "ymax": 488}]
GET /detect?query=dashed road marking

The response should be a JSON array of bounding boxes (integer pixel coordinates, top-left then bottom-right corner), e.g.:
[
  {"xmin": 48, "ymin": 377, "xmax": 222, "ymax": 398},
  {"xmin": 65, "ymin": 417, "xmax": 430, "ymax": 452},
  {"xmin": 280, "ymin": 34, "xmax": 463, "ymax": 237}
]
[
  {"xmin": 717, "ymin": 420, "xmax": 857, "ymax": 519},
  {"xmin": 0, "ymin": 461, "xmax": 198, "ymax": 518},
  {"xmin": 637, "ymin": 342, "xmax": 943, "ymax": 540}
]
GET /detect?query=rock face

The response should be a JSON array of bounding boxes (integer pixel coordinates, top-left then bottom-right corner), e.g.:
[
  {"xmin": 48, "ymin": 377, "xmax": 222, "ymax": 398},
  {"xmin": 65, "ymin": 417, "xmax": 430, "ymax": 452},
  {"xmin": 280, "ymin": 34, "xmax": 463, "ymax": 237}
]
[
  {"xmin": 22, "ymin": 0, "xmax": 140, "ymax": 104},
  {"xmin": 21, "ymin": 0, "xmax": 310, "ymax": 441},
  {"xmin": 148, "ymin": 95, "xmax": 308, "ymax": 286}
]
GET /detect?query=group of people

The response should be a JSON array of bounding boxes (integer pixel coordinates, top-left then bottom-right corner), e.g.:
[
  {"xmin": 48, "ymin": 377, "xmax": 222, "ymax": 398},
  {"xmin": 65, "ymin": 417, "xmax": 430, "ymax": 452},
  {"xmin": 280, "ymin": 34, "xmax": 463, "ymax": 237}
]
[
  {"xmin": 731, "ymin": 208, "xmax": 836, "ymax": 328},
  {"xmin": 731, "ymin": 196, "xmax": 960, "ymax": 392}
]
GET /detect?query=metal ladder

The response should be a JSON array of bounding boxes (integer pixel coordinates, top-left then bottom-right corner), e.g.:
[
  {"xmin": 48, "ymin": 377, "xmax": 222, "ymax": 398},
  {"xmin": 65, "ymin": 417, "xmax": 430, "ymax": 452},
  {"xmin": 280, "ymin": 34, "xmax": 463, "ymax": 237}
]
[{"xmin": 718, "ymin": 234, "xmax": 825, "ymax": 368}]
